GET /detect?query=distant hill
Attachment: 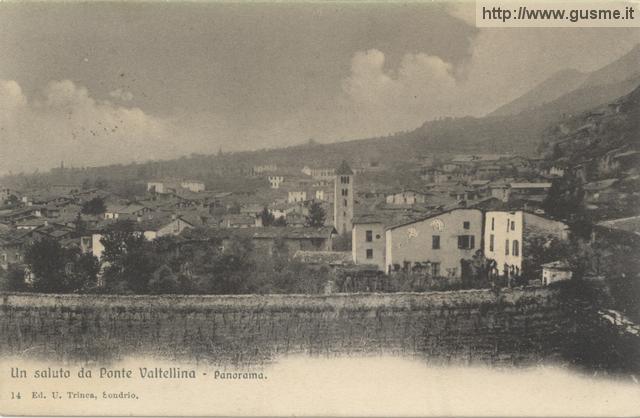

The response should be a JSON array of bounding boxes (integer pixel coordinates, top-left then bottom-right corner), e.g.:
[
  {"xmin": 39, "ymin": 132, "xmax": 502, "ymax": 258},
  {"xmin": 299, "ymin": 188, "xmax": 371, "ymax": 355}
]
[{"xmin": 490, "ymin": 44, "xmax": 640, "ymax": 118}]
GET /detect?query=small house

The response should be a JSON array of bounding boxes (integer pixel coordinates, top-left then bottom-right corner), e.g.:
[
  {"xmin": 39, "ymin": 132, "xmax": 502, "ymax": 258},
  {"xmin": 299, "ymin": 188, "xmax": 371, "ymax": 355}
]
[{"xmin": 541, "ymin": 261, "xmax": 573, "ymax": 285}]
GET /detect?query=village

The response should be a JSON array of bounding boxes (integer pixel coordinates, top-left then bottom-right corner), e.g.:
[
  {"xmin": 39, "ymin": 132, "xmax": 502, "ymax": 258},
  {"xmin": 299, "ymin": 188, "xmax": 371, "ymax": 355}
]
[{"xmin": 1, "ymin": 149, "xmax": 638, "ymax": 296}]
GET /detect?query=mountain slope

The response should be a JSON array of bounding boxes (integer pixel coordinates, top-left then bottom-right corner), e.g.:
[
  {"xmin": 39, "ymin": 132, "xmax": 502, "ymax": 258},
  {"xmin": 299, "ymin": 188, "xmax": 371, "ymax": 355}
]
[
  {"xmin": 539, "ymin": 84, "xmax": 640, "ymax": 219},
  {"xmin": 540, "ymin": 83, "xmax": 640, "ymax": 165},
  {"xmin": 490, "ymin": 44, "xmax": 640, "ymax": 117},
  {"xmin": 582, "ymin": 44, "xmax": 640, "ymax": 88},
  {"xmin": 490, "ymin": 69, "xmax": 588, "ymax": 117}
]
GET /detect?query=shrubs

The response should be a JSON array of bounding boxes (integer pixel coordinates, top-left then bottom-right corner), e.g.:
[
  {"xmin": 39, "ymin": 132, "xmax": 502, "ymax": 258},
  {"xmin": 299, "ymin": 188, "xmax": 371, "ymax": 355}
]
[
  {"xmin": 22, "ymin": 239, "xmax": 100, "ymax": 293},
  {"xmin": 0, "ymin": 264, "xmax": 29, "ymax": 292}
]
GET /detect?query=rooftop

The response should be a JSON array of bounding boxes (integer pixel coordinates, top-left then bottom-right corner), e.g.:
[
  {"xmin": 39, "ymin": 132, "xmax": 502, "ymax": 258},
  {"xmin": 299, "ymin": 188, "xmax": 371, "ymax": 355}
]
[
  {"xmin": 541, "ymin": 260, "xmax": 572, "ymax": 270},
  {"xmin": 584, "ymin": 178, "xmax": 619, "ymax": 191},
  {"xmin": 335, "ymin": 160, "xmax": 354, "ymax": 176},
  {"xmin": 510, "ymin": 182, "xmax": 552, "ymax": 189},
  {"xmin": 293, "ymin": 250, "xmax": 353, "ymax": 265},
  {"xmin": 597, "ymin": 215, "xmax": 640, "ymax": 235}
]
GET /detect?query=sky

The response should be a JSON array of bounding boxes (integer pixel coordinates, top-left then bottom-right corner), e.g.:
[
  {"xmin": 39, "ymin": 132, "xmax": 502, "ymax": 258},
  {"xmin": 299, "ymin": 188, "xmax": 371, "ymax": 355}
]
[{"xmin": 0, "ymin": 1, "xmax": 638, "ymax": 174}]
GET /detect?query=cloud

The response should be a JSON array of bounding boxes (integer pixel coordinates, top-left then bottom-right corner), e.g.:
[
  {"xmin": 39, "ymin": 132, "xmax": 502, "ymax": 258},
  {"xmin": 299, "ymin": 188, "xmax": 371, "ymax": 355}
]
[
  {"xmin": 444, "ymin": 1, "xmax": 477, "ymax": 26},
  {"xmin": 338, "ymin": 49, "xmax": 457, "ymax": 137},
  {"xmin": 109, "ymin": 88, "xmax": 134, "ymax": 102},
  {"xmin": 0, "ymin": 80, "xmax": 219, "ymax": 174}
]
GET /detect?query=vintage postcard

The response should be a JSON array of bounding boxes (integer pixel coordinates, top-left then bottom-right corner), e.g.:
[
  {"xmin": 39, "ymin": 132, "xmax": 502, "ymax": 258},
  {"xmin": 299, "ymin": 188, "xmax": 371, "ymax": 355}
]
[{"xmin": 0, "ymin": 0, "xmax": 639, "ymax": 416}]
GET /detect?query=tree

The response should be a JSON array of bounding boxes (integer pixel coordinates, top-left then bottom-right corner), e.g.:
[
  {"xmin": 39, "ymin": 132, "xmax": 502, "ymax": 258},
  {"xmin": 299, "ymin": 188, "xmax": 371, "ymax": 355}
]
[
  {"xmin": 542, "ymin": 171, "xmax": 585, "ymax": 220},
  {"xmin": 306, "ymin": 201, "xmax": 326, "ymax": 227},
  {"xmin": 100, "ymin": 221, "xmax": 159, "ymax": 293},
  {"xmin": 148, "ymin": 265, "xmax": 179, "ymax": 294},
  {"xmin": 273, "ymin": 216, "xmax": 287, "ymax": 227},
  {"xmin": 5, "ymin": 194, "xmax": 19, "ymax": 207},
  {"xmin": 260, "ymin": 207, "xmax": 275, "ymax": 227},
  {"xmin": 24, "ymin": 238, "xmax": 68, "ymax": 292},
  {"xmin": 23, "ymin": 239, "xmax": 100, "ymax": 293},
  {"xmin": 200, "ymin": 235, "xmax": 255, "ymax": 294},
  {"xmin": 0, "ymin": 264, "xmax": 28, "ymax": 291},
  {"xmin": 81, "ymin": 197, "xmax": 106, "ymax": 215},
  {"xmin": 66, "ymin": 251, "xmax": 101, "ymax": 292},
  {"xmin": 74, "ymin": 213, "xmax": 87, "ymax": 236}
]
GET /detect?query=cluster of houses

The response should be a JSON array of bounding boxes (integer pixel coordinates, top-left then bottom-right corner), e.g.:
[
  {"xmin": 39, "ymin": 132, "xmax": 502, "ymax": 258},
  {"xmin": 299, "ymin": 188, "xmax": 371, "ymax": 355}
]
[{"xmin": 1, "ymin": 151, "xmax": 637, "ymax": 289}]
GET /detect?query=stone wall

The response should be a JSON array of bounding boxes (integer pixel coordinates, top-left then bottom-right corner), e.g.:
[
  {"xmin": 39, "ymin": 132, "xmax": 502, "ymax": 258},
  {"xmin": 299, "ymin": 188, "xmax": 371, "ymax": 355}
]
[{"xmin": 0, "ymin": 288, "xmax": 573, "ymax": 366}]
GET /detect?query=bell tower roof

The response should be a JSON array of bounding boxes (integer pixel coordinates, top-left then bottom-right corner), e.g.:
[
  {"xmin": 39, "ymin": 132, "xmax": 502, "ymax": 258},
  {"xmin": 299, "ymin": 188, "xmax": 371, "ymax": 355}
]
[{"xmin": 335, "ymin": 160, "xmax": 353, "ymax": 175}]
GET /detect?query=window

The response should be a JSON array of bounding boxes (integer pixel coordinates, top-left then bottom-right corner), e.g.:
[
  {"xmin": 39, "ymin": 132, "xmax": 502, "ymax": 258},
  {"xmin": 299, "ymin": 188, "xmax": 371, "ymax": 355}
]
[
  {"xmin": 491, "ymin": 217, "xmax": 495, "ymax": 231},
  {"xmin": 510, "ymin": 221, "xmax": 515, "ymax": 231},
  {"xmin": 366, "ymin": 230, "xmax": 373, "ymax": 242},
  {"xmin": 506, "ymin": 219, "xmax": 510, "ymax": 232},
  {"xmin": 513, "ymin": 240, "xmax": 519, "ymax": 256},
  {"xmin": 505, "ymin": 239, "xmax": 510, "ymax": 255},
  {"xmin": 341, "ymin": 188, "xmax": 348, "ymax": 196},
  {"xmin": 366, "ymin": 249, "xmax": 373, "ymax": 259},
  {"xmin": 431, "ymin": 262, "xmax": 441, "ymax": 277},
  {"xmin": 432, "ymin": 235, "xmax": 440, "ymax": 249},
  {"xmin": 457, "ymin": 235, "xmax": 475, "ymax": 249},
  {"xmin": 343, "ymin": 199, "xmax": 348, "ymax": 207},
  {"xmin": 463, "ymin": 221, "xmax": 470, "ymax": 230},
  {"xmin": 489, "ymin": 234, "xmax": 494, "ymax": 252}
]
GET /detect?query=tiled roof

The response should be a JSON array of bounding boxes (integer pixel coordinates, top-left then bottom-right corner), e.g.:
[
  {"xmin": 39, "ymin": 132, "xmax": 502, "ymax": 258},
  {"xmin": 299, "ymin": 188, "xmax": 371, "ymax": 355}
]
[
  {"xmin": 293, "ymin": 250, "xmax": 353, "ymax": 265},
  {"xmin": 216, "ymin": 226, "xmax": 335, "ymax": 239}
]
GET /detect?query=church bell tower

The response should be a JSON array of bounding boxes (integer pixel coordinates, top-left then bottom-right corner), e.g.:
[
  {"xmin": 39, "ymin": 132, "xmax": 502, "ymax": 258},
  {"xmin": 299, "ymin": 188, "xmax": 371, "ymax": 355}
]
[{"xmin": 334, "ymin": 160, "xmax": 354, "ymax": 235}]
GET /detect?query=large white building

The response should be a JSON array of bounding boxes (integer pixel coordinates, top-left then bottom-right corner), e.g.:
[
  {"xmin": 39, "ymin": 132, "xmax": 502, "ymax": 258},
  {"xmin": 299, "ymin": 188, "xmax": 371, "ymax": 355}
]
[
  {"xmin": 484, "ymin": 210, "xmax": 569, "ymax": 277},
  {"xmin": 385, "ymin": 208, "xmax": 484, "ymax": 277},
  {"xmin": 351, "ymin": 207, "xmax": 570, "ymax": 279}
]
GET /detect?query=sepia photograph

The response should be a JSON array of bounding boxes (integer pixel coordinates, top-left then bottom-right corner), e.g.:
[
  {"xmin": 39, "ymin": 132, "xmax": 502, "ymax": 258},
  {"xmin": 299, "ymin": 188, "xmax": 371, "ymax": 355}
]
[{"xmin": 0, "ymin": 0, "xmax": 639, "ymax": 416}]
